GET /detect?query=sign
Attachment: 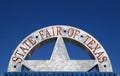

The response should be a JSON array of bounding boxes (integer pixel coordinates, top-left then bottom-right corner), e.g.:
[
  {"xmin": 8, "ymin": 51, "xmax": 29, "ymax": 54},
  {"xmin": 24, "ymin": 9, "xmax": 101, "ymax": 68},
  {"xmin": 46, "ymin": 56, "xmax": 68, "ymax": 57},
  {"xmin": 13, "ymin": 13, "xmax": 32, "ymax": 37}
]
[{"xmin": 8, "ymin": 25, "xmax": 112, "ymax": 72}]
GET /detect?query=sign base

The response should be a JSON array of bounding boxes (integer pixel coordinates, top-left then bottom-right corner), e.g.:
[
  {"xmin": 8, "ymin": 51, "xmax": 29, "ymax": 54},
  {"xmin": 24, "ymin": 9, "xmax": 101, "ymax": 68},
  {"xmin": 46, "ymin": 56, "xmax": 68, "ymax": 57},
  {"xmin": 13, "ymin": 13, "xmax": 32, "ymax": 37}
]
[{"xmin": 3, "ymin": 72, "xmax": 118, "ymax": 76}]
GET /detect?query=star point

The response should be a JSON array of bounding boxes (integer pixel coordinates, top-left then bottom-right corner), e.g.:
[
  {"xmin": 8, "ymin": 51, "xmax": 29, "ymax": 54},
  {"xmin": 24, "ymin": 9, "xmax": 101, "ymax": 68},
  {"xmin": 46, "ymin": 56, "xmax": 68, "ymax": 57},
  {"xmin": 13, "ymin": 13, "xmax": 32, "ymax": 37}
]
[{"xmin": 50, "ymin": 36, "xmax": 70, "ymax": 61}]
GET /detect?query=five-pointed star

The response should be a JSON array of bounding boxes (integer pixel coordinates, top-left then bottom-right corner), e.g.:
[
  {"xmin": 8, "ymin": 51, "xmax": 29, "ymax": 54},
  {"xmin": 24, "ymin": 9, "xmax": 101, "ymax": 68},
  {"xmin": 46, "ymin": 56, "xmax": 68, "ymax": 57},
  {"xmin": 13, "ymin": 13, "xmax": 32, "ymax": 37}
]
[{"xmin": 23, "ymin": 36, "xmax": 97, "ymax": 72}]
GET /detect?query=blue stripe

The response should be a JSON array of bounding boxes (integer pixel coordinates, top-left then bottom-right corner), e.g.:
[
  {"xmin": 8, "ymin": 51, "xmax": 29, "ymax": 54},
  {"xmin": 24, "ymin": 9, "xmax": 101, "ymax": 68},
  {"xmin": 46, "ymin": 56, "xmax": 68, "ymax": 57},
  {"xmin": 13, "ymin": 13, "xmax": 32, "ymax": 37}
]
[{"xmin": 2, "ymin": 72, "xmax": 118, "ymax": 76}]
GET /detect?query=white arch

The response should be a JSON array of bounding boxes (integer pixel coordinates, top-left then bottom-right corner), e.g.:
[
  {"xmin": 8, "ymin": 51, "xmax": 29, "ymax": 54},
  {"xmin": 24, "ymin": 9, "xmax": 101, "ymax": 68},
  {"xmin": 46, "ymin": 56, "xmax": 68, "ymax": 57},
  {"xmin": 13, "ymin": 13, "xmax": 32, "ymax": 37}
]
[{"xmin": 8, "ymin": 25, "xmax": 112, "ymax": 72}]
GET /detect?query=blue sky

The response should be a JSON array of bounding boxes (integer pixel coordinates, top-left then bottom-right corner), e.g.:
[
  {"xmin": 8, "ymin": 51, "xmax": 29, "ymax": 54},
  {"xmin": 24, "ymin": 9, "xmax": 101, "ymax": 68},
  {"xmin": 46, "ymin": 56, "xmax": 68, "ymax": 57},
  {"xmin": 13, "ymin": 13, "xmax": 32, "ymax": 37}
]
[{"xmin": 0, "ymin": 0, "xmax": 120, "ymax": 74}]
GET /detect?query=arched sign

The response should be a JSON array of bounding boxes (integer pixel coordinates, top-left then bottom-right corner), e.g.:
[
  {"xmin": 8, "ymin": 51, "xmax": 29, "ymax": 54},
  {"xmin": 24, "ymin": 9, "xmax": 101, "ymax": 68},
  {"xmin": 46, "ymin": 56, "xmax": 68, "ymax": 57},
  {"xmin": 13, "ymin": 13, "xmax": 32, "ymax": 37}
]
[{"xmin": 8, "ymin": 25, "xmax": 112, "ymax": 72}]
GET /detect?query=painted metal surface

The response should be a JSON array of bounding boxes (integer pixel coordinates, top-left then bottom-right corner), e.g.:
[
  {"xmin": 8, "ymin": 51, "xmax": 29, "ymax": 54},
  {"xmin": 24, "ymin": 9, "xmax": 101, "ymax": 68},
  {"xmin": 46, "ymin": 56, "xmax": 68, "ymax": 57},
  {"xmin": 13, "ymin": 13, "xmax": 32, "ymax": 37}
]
[
  {"xmin": 23, "ymin": 36, "xmax": 97, "ymax": 71},
  {"xmin": 8, "ymin": 25, "xmax": 112, "ymax": 72},
  {"xmin": 3, "ymin": 72, "xmax": 118, "ymax": 76}
]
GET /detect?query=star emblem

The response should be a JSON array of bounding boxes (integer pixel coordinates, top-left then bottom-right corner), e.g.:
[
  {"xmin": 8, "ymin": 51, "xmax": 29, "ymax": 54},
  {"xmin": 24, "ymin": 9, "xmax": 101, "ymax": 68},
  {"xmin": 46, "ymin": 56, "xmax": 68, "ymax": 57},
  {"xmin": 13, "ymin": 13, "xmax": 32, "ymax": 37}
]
[{"xmin": 23, "ymin": 36, "xmax": 97, "ymax": 72}]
